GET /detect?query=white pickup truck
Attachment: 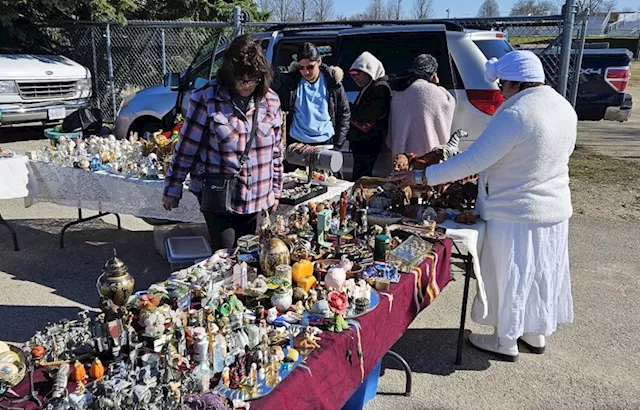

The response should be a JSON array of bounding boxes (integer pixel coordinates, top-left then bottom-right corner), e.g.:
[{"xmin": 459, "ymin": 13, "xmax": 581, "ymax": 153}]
[{"xmin": 0, "ymin": 47, "xmax": 92, "ymax": 128}]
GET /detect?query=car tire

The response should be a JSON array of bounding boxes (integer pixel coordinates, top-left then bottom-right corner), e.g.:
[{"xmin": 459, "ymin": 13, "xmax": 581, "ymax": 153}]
[{"xmin": 134, "ymin": 119, "xmax": 162, "ymax": 139}]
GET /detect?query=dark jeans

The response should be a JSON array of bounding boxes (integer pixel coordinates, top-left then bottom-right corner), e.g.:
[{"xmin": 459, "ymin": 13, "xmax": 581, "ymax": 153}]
[
  {"xmin": 351, "ymin": 139, "xmax": 383, "ymax": 181},
  {"xmin": 202, "ymin": 211, "xmax": 258, "ymax": 251}
]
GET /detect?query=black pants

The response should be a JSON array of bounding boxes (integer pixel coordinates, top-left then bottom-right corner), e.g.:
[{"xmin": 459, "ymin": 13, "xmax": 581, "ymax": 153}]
[
  {"xmin": 202, "ymin": 211, "xmax": 258, "ymax": 251},
  {"xmin": 351, "ymin": 139, "xmax": 382, "ymax": 181}
]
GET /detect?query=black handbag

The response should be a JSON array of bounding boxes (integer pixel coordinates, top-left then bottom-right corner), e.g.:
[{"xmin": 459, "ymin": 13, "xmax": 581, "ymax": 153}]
[{"xmin": 200, "ymin": 97, "xmax": 260, "ymax": 214}]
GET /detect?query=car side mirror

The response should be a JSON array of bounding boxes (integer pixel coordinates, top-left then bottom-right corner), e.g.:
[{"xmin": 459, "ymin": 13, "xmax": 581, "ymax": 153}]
[{"xmin": 164, "ymin": 72, "xmax": 180, "ymax": 90}]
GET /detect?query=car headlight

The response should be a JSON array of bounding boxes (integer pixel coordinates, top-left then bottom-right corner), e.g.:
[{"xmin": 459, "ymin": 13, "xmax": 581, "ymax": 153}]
[
  {"xmin": 0, "ymin": 81, "xmax": 17, "ymax": 94},
  {"xmin": 119, "ymin": 92, "xmax": 137, "ymax": 112},
  {"xmin": 76, "ymin": 78, "xmax": 92, "ymax": 98}
]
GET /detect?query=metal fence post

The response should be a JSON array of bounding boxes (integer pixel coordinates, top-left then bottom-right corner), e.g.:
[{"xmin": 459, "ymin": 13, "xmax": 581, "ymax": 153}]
[
  {"xmin": 161, "ymin": 28, "xmax": 167, "ymax": 76},
  {"xmin": 232, "ymin": 6, "xmax": 244, "ymax": 38},
  {"xmin": 570, "ymin": 9, "xmax": 589, "ymax": 107},
  {"xmin": 105, "ymin": 23, "xmax": 118, "ymax": 122},
  {"xmin": 558, "ymin": 0, "xmax": 576, "ymax": 98},
  {"xmin": 90, "ymin": 26, "xmax": 101, "ymax": 110}
]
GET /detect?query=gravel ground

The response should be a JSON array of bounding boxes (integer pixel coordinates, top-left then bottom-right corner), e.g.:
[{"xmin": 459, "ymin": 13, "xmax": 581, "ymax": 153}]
[{"xmin": 1, "ymin": 74, "xmax": 639, "ymax": 409}]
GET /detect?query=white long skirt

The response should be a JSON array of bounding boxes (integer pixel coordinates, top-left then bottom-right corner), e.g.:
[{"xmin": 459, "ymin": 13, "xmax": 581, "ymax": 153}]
[{"xmin": 471, "ymin": 219, "xmax": 574, "ymax": 340}]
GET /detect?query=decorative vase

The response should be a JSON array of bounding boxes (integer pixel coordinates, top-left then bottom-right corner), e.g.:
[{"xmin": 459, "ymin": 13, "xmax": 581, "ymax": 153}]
[
  {"xmin": 96, "ymin": 249, "xmax": 135, "ymax": 306},
  {"xmin": 271, "ymin": 287, "xmax": 293, "ymax": 312},
  {"xmin": 259, "ymin": 238, "xmax": 290, "ymax": 277}
]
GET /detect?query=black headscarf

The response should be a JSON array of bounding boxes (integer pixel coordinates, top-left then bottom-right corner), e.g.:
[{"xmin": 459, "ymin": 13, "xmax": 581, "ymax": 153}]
[{"xmin": 390, "ymin": 54, "xmax": 439, "ymax": 92}]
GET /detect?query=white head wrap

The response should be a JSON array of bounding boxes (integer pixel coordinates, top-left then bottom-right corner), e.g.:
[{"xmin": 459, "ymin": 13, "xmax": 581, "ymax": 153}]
[
  {"xmin": 349, "ymin": 52, "xmax": 386, "ymax": 82},
  {"xmin": 484, "ymin": 50, "xmax": 545, "ymax": 84}
]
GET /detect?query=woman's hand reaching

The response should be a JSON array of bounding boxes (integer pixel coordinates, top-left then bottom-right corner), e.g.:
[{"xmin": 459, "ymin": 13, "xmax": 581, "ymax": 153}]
[{"xmin": 162, "ymin": 195, "xmax": 179, "ymax": 211}]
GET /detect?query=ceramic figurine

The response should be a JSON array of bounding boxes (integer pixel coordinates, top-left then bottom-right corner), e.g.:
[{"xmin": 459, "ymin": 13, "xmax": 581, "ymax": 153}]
[
  {"xmin": 213, "ymin": 332, "xmax": 227, "ymax": 373},
  {"xmin": 271, "ymin": 287, "xmax": 293, "ymax": 312},
  {"xmin": 266, "ymin": 307, "xmax": 278, "ymax": 325},
  {"xmin": 339, "ymin": 191, "xmax": 348, "ymax": 229},
  {"xmin": 229, "ymin": 366, "xmax": 242, "ymax": 389},
  {"xmin": 245, "ymin": 275, "xmax": 269, "ymax": 297},
  {"xmin": 221, "ymin": 367, "xmax": 230, "ymax": 387},
  {"xmin": 258, "ymin": 367, "xmax": 266, "ymax": 383},
  {"xmin": 96, "ymin": 249, "xmax": 135, "ymax": 307},
  {"xmin": 52, "ymin": 363, "xmax": 70, "ymax": 399},
  {"xmin": 325, "ymin": 265, "xmax": 346, "ymax": 291},
  {"xmin": 248, "ymin": 363, "xmax": 258, "ymax": 387},
  {"xmin": 273, "ymin": 215, "xmax": 287, "ymax": 237}
]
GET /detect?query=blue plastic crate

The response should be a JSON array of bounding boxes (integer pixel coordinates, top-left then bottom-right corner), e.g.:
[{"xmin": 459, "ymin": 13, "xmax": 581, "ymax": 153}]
[
  {"xmin": 342, "ymin": 360, "xmax": 382, "ymax": 410},
  {"xmin": 44, "ymin": 128, "xmax": 83, "ymax": 146}
]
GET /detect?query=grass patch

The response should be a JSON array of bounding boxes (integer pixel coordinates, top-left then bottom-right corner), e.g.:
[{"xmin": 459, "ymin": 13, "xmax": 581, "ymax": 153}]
[
  {"xmin": 630, "ymin": 61, "xmax": 639, "ymax": 89},
  {"xmin": 570, "ymin": 146, "xmax": 640, "ymax": 185}
]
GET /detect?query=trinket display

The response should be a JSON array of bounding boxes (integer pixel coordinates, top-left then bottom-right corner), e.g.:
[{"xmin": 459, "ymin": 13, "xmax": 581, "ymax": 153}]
[
  {"xmin": 32, "ymin": 133, "xmax": 169, "ymax": 180},
  {"xmin": 6, "ymin": 165, "xmax": 453, "ymax": 410}
]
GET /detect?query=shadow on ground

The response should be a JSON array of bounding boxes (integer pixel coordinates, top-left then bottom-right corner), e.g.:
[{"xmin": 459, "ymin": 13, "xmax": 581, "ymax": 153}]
[
  {"xmin": 0, "ymin": 218, "xmax": 169, "ymax": 341},
  {"xmin": 380, "ymin": 328, "xmax": 491, "ymax": 380},
  {"xmin": 0, "ymin": 305, "xmax": 89, "ymax": 342}
]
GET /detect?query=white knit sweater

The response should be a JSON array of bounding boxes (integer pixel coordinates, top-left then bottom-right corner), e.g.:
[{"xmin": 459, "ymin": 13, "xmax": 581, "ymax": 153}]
[{"xmin": 426, "ymin": 86, "xmax": 577, "ymax": 224}]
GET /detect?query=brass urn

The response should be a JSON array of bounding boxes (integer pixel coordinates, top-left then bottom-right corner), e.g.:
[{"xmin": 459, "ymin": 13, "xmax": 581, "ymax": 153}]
[
  {"xmin": 259, "ymin": 238, "xmax": 291, "ymax": 277},
  {"xmin": 96, "ymin": 249, "xmax": 135, "ymax": 306}
]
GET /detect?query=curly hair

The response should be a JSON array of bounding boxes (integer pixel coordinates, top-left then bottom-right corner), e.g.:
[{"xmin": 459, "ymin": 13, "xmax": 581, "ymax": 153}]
[{"xmin": 216, "ymin": 35, "xmax": 273, "ymax": 99}]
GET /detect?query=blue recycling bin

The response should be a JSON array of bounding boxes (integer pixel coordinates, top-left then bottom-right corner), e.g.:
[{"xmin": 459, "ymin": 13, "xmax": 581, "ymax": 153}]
[{"xmin": 341, "ymin": 360, "xmax": 382, "ymax": 410}]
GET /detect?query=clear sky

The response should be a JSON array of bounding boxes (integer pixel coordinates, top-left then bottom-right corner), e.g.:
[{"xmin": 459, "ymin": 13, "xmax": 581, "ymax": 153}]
[{"xmin": 337, "ymin": 0, "xmax": 639, "ymax": 19}]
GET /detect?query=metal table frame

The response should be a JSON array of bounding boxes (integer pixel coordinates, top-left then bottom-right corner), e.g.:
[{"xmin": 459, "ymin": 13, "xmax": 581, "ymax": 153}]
[
  {"xmin": 59, "ymin": 208, "xmax": 122, "ymax": 248},
  {"xmin": 0, "ymin": 212, "xmax": 19, "ymax": 251},
  {"xmin": 451, "ymin": 241, "xmax": 474, "ymax": 365}
]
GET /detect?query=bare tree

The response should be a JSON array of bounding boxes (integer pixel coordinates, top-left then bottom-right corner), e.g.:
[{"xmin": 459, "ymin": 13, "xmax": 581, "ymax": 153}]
[
  {"xmin": 296, "ymin": 0, "xmax": 312, "ymax": 22},
  {"xmin": 575, "ymin": 0, "xmax": 617, "ymax": 12},
  {"xmin": 313, "ymin": 0, "xmax": 335, "ymax": 21},
  {"xmin": 477, "ymin": 0, "xmax": 500, "ymax": 17},
  {"xmin": 386, "ymin": 0, "xmax": 403, "ymax": 20},
  {"xmin": 412, "ymin": 0, "xmax": 433, "ymax": 19},
  {"xmin": 510, "ymin": 0, "xmax": 558, "ymax": 15},
  {"xmin": 270, "ymin": 0, "xmax": 297, "ymax": 22},
  {"xmin": 365, "ymin": 0, "xmax": 387, "ymax": 19}
]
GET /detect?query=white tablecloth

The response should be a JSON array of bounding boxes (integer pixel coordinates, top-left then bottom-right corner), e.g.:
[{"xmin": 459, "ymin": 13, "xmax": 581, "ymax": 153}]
[
  {"xmin": 0, "ymin": 155, "xmax": 39, "ymax": 200},
  {"xmin": 26, "ymin": 161, "xmax": 354, "ymax": 223},
  {"xmin": 440, "ymin": 219, "xmax": 488, "ymax": 319}
]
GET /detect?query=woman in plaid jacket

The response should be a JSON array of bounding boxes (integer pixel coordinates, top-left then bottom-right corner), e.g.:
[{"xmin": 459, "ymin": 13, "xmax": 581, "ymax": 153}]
[{"xmin": 162, "ymin": 35, "xmax": 284, "ymax": 251}]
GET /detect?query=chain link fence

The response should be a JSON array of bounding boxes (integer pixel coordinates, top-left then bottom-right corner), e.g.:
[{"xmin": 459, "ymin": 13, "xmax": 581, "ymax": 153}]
[
  {"xmin": 28, "ymin": 6, "xmax": 587, "ymax": 124},
  {"xmin": 35, "ymin": 22, "xmax": 235, "ymax": 122}
]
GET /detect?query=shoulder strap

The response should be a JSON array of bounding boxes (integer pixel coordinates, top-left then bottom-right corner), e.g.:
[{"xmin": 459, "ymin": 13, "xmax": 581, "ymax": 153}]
[{"xmin": 234, "ymin": 96, "xmax": 261, "ymax": 177}]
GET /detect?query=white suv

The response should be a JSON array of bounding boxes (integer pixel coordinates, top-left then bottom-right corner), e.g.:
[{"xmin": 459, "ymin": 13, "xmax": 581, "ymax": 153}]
[{"xmin": 0, "ymin": 45, "xmax": 92, "ymax": 128}]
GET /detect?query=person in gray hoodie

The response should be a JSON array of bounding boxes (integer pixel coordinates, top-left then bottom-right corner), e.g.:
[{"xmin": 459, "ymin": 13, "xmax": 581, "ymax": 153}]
[{"xmin": 347, "ymin": 52, "xmax": 392, "ymax": 180}]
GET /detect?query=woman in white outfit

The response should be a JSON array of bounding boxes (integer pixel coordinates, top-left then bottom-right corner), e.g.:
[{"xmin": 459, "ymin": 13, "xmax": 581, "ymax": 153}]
[{"xmin": 391, "ymin": 50, "xmax": 576, "ymax": 361}]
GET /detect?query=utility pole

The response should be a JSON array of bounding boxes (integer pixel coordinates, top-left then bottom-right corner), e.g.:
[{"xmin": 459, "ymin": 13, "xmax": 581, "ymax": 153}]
[{"xmin": 446, "ymin": 8, "xmax": 451, "ymax": 18}]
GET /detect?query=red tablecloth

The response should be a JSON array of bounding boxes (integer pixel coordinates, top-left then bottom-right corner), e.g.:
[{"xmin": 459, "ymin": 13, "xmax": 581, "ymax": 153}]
[
  {"xmin": 252, "ymin": 239, "xmax": 452, "ymax": 410},
  {"xmin": 6, "ymin": 240, "xmax": 451, "ymax": 410}
]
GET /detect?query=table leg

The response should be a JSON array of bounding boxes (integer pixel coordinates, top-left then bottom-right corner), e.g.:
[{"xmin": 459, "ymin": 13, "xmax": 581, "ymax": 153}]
[
  {"xmin": 456, "ymin": 254, "xmax": 473, "ymax": 365},
  {"xmin": 60, "ymin": 208, "xmax": 122, "ymax": 249},
  {"xmin": 382, "ymin": 350, "xmax": 412, "ymax": 397},
  {"xmin": 0, "ymin": 213, "xmax": 19, "ymax": 251}
]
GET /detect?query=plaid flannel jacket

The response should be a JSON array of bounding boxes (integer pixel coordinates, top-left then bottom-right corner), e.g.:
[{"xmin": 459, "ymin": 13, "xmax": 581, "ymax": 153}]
[{"xmin": 164, "ymin": 81, "xmax": 284, "ymax": 214}]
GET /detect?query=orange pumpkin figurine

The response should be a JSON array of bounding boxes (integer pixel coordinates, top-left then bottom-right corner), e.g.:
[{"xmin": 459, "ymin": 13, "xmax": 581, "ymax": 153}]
[
  {"xmin": 70, "ymin": 360, "xmax": 87, "ymax": 382},
  {"xmin": 89, "ymin": 358, "xmax": 105, "ymax": 380},
  {"xmin": 31, "ymin": 346, "xmax": 45, "ymax": 361}
]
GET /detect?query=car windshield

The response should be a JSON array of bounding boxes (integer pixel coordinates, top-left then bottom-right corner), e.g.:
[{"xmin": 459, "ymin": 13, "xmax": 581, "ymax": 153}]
[{"xmin": 473, "ymin": 39, "xmax": 514, "ymax": 60}]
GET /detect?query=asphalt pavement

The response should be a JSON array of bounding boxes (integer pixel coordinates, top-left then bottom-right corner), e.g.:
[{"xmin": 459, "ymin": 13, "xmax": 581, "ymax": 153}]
[{"xmin": 1, "ymin": 109, "xmax": 640, "ymax": 408}]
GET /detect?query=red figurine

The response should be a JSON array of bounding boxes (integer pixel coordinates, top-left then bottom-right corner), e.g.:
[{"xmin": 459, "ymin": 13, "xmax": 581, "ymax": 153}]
[{"xmin": 339, "ymin": 191, "xmax": 348, "ymax": 229}]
